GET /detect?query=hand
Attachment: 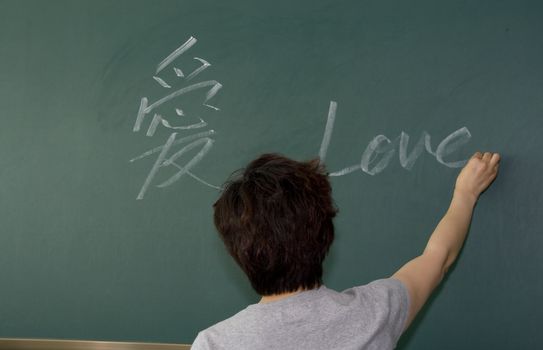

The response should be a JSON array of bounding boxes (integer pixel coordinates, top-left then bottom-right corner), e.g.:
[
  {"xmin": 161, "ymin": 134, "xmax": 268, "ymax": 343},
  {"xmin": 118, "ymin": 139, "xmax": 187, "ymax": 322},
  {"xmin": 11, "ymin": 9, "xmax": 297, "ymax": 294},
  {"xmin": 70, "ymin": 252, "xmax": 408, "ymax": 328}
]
[{"xmin": 455, "ymin": 152, "xmax": 500, "ymax": 201}]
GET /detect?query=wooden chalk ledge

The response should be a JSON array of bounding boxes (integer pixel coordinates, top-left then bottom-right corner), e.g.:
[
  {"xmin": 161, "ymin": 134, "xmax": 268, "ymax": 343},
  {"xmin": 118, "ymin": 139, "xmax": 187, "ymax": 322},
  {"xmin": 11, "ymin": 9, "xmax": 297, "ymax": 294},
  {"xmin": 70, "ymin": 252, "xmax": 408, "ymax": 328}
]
[{"xmin": 0, "ymin": 338, "xmax": 190, "ymax": 350}]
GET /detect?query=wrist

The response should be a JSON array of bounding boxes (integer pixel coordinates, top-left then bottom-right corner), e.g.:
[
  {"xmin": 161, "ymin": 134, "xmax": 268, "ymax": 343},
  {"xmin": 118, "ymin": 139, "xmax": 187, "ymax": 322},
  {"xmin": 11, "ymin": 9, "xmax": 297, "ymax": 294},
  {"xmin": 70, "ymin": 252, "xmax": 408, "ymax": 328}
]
[{"xmin": 452, "ymin": 188, "xmax": 478, "ymax": 207}]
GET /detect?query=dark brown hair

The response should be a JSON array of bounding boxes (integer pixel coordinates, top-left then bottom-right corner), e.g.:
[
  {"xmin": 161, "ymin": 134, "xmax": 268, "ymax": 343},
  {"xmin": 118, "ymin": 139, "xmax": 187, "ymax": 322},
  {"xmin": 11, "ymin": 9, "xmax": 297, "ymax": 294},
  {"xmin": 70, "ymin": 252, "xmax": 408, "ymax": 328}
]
[{"xmin": 213, "ymin": 154, "xmax": 338, "ymax": 295}]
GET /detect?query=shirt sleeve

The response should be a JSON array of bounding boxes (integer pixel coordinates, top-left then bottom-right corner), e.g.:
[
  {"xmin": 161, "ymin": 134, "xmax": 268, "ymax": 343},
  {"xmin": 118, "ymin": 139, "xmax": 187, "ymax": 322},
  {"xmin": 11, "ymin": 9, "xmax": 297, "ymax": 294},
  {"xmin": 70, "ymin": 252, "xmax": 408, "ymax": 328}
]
[{"xmin": 366, "ymin": 278, "xmax": 410, "ymax": 344}]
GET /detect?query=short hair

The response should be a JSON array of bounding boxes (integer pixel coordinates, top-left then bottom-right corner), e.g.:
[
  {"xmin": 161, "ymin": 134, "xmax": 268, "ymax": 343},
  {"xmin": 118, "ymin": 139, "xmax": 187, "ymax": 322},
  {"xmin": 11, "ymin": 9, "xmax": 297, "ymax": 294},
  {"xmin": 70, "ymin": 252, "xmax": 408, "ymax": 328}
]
[{"xmin": 213, "ymin": 154, "xmax": 338, "ymax": 296}]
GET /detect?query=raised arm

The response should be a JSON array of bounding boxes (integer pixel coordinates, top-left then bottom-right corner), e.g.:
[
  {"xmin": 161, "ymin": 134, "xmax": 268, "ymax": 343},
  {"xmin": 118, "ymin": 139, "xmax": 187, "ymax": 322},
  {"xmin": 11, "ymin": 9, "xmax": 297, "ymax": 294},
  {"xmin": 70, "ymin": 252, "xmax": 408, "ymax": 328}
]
[{"xmin": 393, "ymin": 152, "xmax": 500, "ymax": 330}]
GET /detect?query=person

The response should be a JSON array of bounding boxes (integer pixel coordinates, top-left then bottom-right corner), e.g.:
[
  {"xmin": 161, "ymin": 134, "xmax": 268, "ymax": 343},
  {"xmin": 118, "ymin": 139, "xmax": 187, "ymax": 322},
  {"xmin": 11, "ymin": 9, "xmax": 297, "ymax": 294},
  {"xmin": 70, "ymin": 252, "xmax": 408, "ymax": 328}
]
[{"xmin": 191, "ymin": 151, "xmax": 500, "ymax": 350}]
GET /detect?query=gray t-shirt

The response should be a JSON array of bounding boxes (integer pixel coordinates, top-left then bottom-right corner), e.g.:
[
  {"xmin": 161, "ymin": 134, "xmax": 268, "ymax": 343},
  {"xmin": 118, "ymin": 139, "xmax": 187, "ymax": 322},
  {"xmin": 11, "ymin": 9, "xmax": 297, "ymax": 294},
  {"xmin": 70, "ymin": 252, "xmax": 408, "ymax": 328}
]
[{"xmin": 191, "ymin": 278, "xmax": 409, "ymax": 350}]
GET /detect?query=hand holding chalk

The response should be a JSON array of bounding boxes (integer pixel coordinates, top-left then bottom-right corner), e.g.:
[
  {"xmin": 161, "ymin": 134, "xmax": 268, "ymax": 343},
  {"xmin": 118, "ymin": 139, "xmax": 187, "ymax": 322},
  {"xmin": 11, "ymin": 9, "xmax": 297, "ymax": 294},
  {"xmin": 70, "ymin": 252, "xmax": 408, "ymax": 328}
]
[{"xmin": 455, "ymin": 152, "xmax": 501, "ymax": 202}]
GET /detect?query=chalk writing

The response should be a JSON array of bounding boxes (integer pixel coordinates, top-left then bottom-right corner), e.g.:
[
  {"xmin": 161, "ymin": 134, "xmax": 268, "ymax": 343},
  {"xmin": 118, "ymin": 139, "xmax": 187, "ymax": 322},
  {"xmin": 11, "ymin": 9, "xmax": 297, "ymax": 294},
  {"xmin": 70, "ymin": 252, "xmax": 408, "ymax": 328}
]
[
  {"xmin": 319, "ymin": 101, "xmax": 471, "ymax": 176},
  {"xmin": 131, "ymin": 36, "xmax": 222, "ymax": 200}
]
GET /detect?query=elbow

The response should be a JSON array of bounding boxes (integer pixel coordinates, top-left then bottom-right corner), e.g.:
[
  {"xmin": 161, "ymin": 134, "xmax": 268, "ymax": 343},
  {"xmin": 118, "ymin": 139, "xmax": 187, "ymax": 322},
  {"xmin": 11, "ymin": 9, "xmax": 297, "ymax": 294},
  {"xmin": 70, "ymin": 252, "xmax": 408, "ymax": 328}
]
[
  {"xmin": 423, "ymin": 244, "xmax": 453, "ymax": 279},
  {"xmin": 442, "ymin": 253, "xmax": 459, "ymax": 275}
]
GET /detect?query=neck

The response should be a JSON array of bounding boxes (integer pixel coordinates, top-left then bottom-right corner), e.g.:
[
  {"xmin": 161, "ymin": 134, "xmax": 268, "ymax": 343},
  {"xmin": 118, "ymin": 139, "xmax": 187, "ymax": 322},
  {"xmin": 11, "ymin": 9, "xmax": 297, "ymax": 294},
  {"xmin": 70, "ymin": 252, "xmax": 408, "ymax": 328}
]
[
  {"xmin": 259, "ymin": 285, "xmax": 320, "ymax": 303},
  {"xmin": 260, "ymin": 290, "xmax": 301, "ymax": 303}
]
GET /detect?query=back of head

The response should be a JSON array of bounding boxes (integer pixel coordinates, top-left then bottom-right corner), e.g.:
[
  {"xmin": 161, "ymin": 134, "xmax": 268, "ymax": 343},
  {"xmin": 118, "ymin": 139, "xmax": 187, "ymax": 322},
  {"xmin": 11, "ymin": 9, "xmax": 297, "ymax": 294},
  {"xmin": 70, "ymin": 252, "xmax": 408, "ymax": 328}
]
[{"xmin": 213, "ymin": 154, "xmax": 338, "ymax": 295}]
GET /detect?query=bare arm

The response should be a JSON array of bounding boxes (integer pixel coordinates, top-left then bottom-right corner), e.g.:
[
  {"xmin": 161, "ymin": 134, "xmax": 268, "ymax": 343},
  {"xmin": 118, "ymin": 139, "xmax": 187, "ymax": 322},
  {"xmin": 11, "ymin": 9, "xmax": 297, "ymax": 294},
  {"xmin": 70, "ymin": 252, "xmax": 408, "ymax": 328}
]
[{"xmin": 393, "ymin": 152, "xmax": 500, "ymax": 330}]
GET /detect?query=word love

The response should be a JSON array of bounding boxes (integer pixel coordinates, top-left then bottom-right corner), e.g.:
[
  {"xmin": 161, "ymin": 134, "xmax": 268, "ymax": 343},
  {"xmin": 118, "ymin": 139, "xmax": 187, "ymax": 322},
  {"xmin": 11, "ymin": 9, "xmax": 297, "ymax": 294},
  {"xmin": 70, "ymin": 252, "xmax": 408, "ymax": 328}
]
[{"xmin": 318, "ymin": 101, "xmax": 472, "ymax": 176}]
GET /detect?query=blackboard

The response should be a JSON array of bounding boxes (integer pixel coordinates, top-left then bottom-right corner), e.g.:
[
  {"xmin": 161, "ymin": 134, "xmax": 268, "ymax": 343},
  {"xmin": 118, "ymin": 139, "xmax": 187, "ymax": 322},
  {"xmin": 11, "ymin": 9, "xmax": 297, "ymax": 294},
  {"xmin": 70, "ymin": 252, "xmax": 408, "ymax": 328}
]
[{"xmin": 1, "ymin": 0, "xmax": 542, "ymax": 348}]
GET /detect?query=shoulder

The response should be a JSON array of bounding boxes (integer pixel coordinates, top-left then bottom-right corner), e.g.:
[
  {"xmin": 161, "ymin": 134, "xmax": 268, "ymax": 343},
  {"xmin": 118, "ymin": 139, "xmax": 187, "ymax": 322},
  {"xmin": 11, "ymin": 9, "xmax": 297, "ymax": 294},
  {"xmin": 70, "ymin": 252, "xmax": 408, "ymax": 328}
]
[
  {"xmin": 361, "ymin": 278, "xmax": 409, "ymax": 300},
  {"xmin": 341, "ymin": 277, "xmax": 408, "ymax": 300},
  {"xmin": 348, "ymin": 278, "xmax": 409, "ymax": 314},
  {"xmin": 191, "ymin": 307, "xmax": 257, "ymax": 349}
]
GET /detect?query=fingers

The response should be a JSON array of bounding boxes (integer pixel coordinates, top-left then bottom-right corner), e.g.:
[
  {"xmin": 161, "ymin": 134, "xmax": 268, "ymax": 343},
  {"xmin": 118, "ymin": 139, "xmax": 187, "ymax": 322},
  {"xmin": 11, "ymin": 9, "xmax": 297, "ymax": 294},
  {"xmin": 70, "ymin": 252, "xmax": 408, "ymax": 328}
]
[
  {"xmin": 457, "ymin": 151, "xmax": 500, "ymax": 198},
  {"xmin": 472, "ymin": 152, "xmax": 483, "ymax": 159},
  {"xmin": 471, "ymin": 151, "xmax": 501, "ymax": 183},
  {"xmin": 471, "ymin": 152, "xmax": 500, "ymax": 166},
  {"xmin": 490, "ymin": 153, "xmax": 500, "ymax": 166}
]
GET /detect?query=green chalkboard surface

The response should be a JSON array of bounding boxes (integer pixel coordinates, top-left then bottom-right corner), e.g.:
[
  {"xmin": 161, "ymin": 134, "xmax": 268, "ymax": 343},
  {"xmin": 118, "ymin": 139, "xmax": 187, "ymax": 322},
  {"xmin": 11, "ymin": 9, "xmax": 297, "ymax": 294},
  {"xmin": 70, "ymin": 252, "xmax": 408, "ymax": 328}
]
[{"xmin": 1, "ymin": 0, "xmax": 542, "ymax": 348}]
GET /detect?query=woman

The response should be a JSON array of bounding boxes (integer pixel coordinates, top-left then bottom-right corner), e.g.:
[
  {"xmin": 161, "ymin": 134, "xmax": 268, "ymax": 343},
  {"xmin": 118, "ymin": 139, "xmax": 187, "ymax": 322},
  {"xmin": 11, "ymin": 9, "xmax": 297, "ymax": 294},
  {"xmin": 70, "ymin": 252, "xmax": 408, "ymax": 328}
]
[{"xmin": 192, "ymin": 151, "xmax": 500, "ymax": 349}]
